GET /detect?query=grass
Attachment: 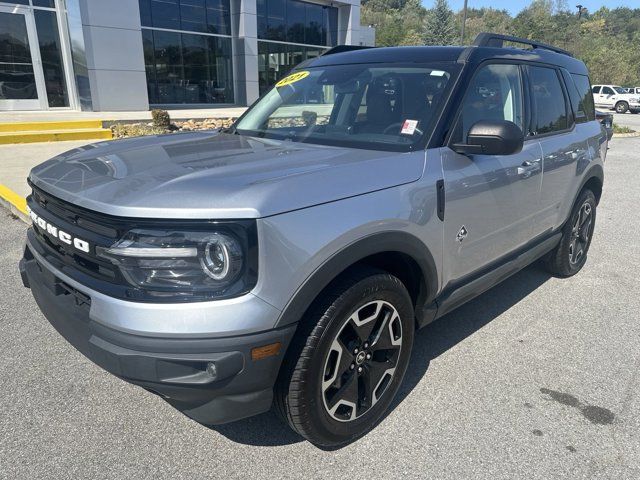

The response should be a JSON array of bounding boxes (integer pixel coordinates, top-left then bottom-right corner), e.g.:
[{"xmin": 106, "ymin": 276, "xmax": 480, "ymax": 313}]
[{"xmin": 612, "ymin": 124, "xmax": 636, "ymax": 134}]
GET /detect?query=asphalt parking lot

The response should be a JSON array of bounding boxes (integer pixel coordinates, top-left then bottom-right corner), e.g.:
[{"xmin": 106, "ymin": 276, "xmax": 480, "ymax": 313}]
[
  {"xmin": 1, "ymin": 137, "xmax": 639, "ymax": 480},
  {"xmin": 613, "ymin": 111, "xmax": 640, "ymax": 131}
]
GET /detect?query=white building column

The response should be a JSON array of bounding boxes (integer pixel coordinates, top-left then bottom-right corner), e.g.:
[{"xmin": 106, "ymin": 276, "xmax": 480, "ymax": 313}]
[
  {"xmin": 77, "ymin": 0, "xmax": 149, "ymax": 111},
  {"xmin": 337, "ymin": 2, "xmax": 360, "ymax": 46},
  {"xmin": 231, "ymin": 0, "xmax": 260, "ymax": 106}
]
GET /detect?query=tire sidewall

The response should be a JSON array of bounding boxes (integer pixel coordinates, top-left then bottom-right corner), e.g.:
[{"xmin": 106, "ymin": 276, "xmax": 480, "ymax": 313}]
[
  {"xmin": 299, "ymin": 276, "xmax": 414, "ymax": 446},
  {"xmin": 616, "ymin": 102, "xmax": 628, "ymax": 113},
  {"xmin": 562, "ymin": 190, "xmax": 597, "ymax": 274}
]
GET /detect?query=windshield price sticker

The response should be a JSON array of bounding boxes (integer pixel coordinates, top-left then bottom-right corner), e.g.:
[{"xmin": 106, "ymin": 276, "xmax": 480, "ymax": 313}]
[
  {"xmin": 276, "ymin": 71, "xmax": 310, "ymax": 87},
  {"xmin": 401, "ymin": 119, "xmax": 419, "ymax": 135}
]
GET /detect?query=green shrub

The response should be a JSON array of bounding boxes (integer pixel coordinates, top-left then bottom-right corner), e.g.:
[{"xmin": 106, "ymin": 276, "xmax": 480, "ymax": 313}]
[
  {"xmin": 613, "ymin": 124, "xmax": 636, "ymax": 134},
  {"xmin": 151, "ymin": 109, "xmax": 171, "ymax": 129},
  {"xmin": 111, "ymin": 123, "xmax": 166, "ymax": 139}
]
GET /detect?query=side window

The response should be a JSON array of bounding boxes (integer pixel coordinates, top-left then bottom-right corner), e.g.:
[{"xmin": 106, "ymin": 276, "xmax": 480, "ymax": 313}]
[
  {"xmin": 601, "ymin": 86, "xmax": 614, "ymax": 95},
  {"xmin": 569, "ymin": 74, "xmax": 596, "ymax": 122},
  {"xmin": 592, "ymin": 86, "xmax": 601, "ymax": 94},
  {"xmin": 455, "ymin": 63, "xmax": 523, "ymax": 143},
  {"xmin": 529, "ymin": 66, "xmax": 568, "ymax": 136}
]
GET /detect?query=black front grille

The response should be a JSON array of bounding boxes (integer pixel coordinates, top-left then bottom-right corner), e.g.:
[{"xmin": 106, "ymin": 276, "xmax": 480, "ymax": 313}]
[
  {"xmin": 28, "ymin": 187, "xmax": 125, "ymax": 289},
  {"xmin": 26, "ymin": 184, "xmax": 259, "ymax": 303}
]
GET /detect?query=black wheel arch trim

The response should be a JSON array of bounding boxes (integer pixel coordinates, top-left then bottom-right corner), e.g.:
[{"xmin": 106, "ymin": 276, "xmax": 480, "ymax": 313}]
[
  {"xmin": 273, "ymin": 231, "xmax": 439, "ymax": 329},
  {"xmin": 575, "ymin": 164, "xmax": 604, "ymax": 206}
]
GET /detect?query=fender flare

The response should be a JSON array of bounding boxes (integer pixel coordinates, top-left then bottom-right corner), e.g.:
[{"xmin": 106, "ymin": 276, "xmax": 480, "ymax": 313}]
[
  {"xmin": 575, "ymin": 163, "xmax": 604, "ymax": 205},
  {"xmin": 274, "ymin": 231, "xmax": 439, "ymax": 328}
]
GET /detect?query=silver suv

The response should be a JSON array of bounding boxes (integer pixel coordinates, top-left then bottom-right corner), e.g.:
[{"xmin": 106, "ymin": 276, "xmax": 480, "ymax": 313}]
[{"xmin": 19, "ymin": 33, "xmax": 607, "ymax": 447}]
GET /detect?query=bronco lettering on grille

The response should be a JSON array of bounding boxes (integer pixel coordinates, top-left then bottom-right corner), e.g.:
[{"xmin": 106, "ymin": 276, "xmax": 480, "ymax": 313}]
[{"xmin": 27, "ymin": 206, "xmax": 91, "ymax": 253}]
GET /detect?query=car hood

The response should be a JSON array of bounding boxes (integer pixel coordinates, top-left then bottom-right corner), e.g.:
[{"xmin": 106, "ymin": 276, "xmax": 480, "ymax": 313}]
[{"xmin": 29, "ymin": 131, "xmax": 423, "ymax": 219}]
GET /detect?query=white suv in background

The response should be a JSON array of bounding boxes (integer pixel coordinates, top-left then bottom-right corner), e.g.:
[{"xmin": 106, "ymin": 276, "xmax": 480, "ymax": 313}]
[{"xmin": 592, "ymin": 85, "xmax": 640, "ymax": 114}]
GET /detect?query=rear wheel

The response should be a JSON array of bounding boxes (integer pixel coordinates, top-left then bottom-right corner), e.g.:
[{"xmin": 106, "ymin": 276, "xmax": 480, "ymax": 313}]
[
  {"xmin": 275, "ymin": 269, "xmax": 414, "ymax": 447},
  {"xmin": 544, "ymin": 189, "xmax": 597, "ymax": 277},
  {"xmin": 615, "ymin": 101, "xmax": 629, "ymax": 114}
]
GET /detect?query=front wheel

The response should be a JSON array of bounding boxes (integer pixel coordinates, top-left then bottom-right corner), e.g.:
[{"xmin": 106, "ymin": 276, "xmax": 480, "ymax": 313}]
[
  {"xmin": 615, "ymin": 101, "xmax": 629, "ymax": 114},
  {"xmin": 544, "ymin": 189, "xmax": 597, "ymax": 277},
  {"xmin": 275, "ymin": 269, "xmax": 414, "ymax": 447}
]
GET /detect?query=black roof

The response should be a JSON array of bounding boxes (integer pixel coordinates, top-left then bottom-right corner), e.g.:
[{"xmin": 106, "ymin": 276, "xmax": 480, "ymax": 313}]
[{"xmin": 306, "ymin": 44, "xmax": 588, "ymax": 76}]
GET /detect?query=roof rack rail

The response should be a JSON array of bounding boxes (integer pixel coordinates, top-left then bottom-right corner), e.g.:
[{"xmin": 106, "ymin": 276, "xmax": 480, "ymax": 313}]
[
  {"xmin": 322, "ymin": 45, "xmax": 374, "ymax": 56},
  {"xmin": 473, "ymin": 32, "xmax": 573, "ymax": 57}
]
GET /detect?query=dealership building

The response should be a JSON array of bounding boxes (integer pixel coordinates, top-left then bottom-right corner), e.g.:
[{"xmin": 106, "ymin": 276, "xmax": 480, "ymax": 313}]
[{"xmin": 0, "ymin": 0, "xmax": 371, "ymax": 112}]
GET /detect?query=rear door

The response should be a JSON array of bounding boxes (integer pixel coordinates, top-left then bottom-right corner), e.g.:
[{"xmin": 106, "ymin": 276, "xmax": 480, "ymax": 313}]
[
  {"xmin": 530, "ymin": 65, "xmax": 591, "ymax": 234},
  {"xmin": 440, "ymin": 62, "xmax": 543, "ymax": 284}
]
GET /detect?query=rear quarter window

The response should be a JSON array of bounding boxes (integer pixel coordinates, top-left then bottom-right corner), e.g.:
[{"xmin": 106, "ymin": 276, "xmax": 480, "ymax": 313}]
[{"xmin": 566, "ymin": 73, "xmax": 596, "ymax": 123}]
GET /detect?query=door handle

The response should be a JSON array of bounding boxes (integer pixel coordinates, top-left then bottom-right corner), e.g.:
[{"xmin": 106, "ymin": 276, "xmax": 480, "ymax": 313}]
[
  {"xmin": 517, "ymin": 159, "xmax": 540, "ymax": 178},
  {"xmin": 517, "ymin": 167, "xmax": 532, "ymax": 178}
]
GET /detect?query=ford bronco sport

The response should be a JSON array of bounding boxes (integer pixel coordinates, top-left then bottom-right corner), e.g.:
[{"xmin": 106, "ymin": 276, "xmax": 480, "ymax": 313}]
[{"xmin": 19, "ymin": 33, "xmax": 607, "ymax": 447}]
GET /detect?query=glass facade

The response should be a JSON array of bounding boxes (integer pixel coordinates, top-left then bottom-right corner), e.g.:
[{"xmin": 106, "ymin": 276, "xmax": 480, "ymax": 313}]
[
  {"xmin": 0, "ymin": 11, "xmax": 37, "ymax": 101},
  {"xmin": 0, "ymin": 0, "xmax": 70, "ymax": 110},
  {"xmin": 258, "ymin": 42, "xmax": 324, "ymax": 95},
  {"xmin": 34, "ymin": 9, "xmax": 69, "ymax": 107},
  {"xmin": 257, "ymin": 0, "xmax": 338, "ymax": 46},
  {"xmin": 139, "ymin": 0, "xmax": 234, "ymax": 105},
  {"xmin": 256, "ymin": 0, "xmax": 338, "ymax": 94}
]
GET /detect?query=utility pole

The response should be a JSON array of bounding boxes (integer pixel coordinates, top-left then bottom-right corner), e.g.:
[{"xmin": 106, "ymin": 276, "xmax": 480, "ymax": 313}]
[
  {"xmin": 461, "ymin": 0, "xmax": 469, "ymax": 44},
  {"xmin": 576, "ymin": 4, "xmax": 584, "ymax": 19}
]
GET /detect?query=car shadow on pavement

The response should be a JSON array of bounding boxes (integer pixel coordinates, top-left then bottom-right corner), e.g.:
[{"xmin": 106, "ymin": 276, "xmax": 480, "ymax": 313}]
[{"xmin": 209, "ymin": 263, "xmax": 552, "ymax": 448}]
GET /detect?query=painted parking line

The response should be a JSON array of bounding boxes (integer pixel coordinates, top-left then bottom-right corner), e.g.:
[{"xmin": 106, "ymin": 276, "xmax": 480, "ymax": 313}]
[{"xmin": 0, "ymin": 184, "xmax": 29, "ymax": 223}]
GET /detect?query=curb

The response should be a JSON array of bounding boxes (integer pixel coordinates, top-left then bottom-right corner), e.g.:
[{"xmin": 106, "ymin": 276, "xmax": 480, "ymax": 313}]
[
  {"xmin": 612, "ymin": 131, "xmax": 640, "ymax": 138},
  {"xmin": 0, "ymin": 184, "xmax": 30, "ymax": 224}
]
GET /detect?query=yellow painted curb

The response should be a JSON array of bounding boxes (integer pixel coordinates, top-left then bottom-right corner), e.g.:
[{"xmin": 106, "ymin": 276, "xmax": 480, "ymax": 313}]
[
  {"xmin": 0, "ymin": 120, "xmax": 104, "ymax": 132},
  {"xmin": 0, "ymin": 184, "xmax": 29, "ymax": 223},
  {"xmin": 0, "ymin": 128, "xmax": 112, "ymax": 145}
]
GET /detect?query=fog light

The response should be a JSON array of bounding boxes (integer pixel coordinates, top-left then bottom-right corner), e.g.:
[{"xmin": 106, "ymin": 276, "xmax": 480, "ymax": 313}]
[{"xmin": 206, "ymin": 362, "xmax": 218, "ymax": 379}]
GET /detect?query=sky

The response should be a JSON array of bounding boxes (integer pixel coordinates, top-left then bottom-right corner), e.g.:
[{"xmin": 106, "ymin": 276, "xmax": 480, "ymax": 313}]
[{"xmin": 438, "ymin": 0, "xmax": 636, "ymax": 16}]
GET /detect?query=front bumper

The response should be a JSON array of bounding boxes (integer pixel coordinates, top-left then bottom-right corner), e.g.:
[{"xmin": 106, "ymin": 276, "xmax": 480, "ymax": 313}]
[{"xmin": 19, "ymin": 243, "xmax": 297, "ymax": 425}]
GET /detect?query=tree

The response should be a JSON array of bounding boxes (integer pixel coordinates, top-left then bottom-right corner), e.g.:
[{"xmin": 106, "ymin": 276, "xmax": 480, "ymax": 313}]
[
  {"xmin": 424, "ymin": 0, "xmax": 457, "ymax": 46},
  {"xmin": 362, "ymin": 1, "xmax": 640, "ymax": 86},
  {"xmin": 361, "ymin": 0, "xmax": 427, "ymax": 47},
  {"xmin": 455, "ymin": 8, "xmax": 512, "ymax": 44}
]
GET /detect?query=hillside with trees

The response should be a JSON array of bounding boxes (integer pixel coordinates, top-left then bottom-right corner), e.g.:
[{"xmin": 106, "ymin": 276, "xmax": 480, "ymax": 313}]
[{"xmin": 361, "ymin": 0, "xmax": 640, "ymax": 85}]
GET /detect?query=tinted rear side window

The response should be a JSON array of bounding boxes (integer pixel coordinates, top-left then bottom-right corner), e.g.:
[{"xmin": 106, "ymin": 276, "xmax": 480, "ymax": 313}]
[
  {"xmin": 529, "ymin": 66, "xmax": 568, "ymax": 135},
  {"xmin": 568, "ymin": 73, "xmax": 596, "ymax": 122},
  {"xmin": 592, "ymin": 86, "xmax": 600, "ymax": 94}
]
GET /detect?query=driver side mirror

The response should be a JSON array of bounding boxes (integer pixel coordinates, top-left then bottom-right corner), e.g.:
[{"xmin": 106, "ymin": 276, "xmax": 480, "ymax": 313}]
[{"xmin": 452, "ymin": 120, "xmax": 524, "ymax": 156}]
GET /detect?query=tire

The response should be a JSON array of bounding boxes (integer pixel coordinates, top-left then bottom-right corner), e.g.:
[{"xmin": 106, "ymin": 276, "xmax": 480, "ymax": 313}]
[
  {"xmin": 274, "ymin": 268, "xmax": 415, "ymax": 447},
  {"xmin": 544, "ymin": 189, "xmax": 597, "ymax": 277},
  {"xmin": 615, "ymin": 101, "xmax": 629, "ymax": 114}
]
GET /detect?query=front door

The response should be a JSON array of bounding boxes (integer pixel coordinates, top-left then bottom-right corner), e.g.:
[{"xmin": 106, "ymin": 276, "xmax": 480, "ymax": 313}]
[
  {"xmin": 0, "ymin": 5, "xmax": 47, "ymax": 111},
  {"xmin": 441, "ymin": 62, "xmax": 543, "ymax": 284},
  {"xmin": 595, "ymin": 86, "xmax": 616, "ymax": 108}
]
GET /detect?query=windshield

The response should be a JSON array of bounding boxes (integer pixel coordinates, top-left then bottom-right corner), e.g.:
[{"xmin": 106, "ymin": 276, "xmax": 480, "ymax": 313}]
[
  {"xmin": 234, "ymin": 63, "xmax": 459, "ymax": 151},
  {"xmin": 613, "ymin": 86, "xmax": 627, "ymax": 94}
]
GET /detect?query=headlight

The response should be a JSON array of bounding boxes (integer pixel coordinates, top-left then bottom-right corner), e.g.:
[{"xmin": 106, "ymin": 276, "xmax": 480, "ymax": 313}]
[{"xmin": 97, "ymin": 223, "xmax": 257, "ymax": 301}]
